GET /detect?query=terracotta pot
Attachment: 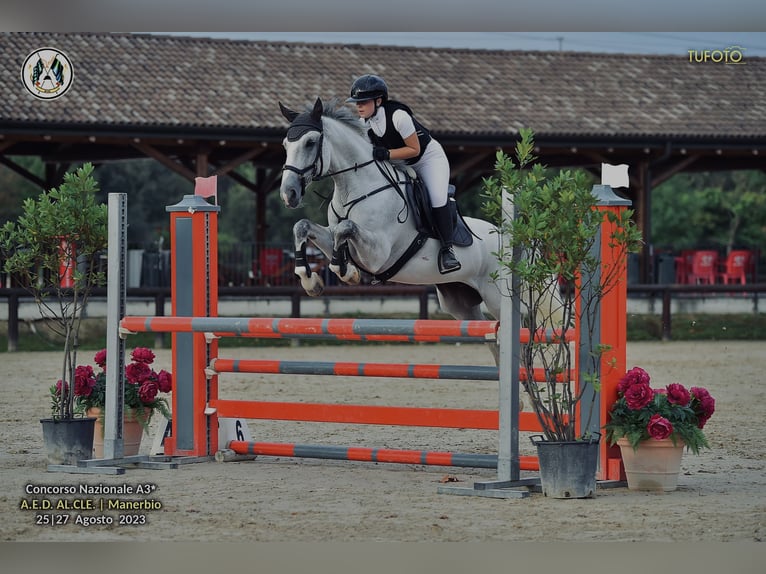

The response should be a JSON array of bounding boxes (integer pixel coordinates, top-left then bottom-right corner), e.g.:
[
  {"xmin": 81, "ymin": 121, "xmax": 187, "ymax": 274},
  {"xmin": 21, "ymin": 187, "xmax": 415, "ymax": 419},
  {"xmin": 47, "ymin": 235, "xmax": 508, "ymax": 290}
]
[
  {"xmin": 87, "ymin": 407, "xmax": 147, "ymax": 458},
  {"xmin": 617, "ymin": 437, "xmax": 684, "ymax": 492}
]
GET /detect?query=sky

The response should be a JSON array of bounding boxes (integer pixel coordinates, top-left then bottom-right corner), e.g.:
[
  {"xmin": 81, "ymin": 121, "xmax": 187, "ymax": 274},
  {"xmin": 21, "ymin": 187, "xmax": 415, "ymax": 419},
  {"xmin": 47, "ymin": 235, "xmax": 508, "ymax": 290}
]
[
  {"xmin": 3, "ymin": 0, "xmax": 765, "ymax": 35},
  {"xmin": 157, "ymin": 32, "xmax": 766, "ymax": 57}
]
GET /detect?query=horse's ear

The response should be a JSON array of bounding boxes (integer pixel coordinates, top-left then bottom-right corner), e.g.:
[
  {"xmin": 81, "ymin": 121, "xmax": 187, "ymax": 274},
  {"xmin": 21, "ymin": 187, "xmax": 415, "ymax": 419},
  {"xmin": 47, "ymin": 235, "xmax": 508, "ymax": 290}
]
[
  {"xmin": 311, "ymin": 97, "xmax": 323, "ymax": 122},
  {"xmin": 279, "ymin": 101, "xmax": 299, "ymax": 123}
]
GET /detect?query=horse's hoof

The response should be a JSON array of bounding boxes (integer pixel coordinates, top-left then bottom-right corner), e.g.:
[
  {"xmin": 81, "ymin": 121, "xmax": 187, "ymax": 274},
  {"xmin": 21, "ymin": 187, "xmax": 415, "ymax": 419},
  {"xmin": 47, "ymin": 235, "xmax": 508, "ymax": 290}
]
[
  {"xmin": 342, "ymin": 266, "xmax": 361, "ymax": 285},
  {"xmin": 301, "ymin": 273, "xmax": 325, "ymax": 296}
]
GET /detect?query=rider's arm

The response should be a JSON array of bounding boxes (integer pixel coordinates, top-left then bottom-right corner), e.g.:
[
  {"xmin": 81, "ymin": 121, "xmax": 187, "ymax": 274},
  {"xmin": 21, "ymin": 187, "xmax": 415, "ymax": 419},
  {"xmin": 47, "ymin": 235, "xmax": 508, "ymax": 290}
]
[{"xmin": 387, "ymin": 110, "xmax": 420, "ymax": 161}]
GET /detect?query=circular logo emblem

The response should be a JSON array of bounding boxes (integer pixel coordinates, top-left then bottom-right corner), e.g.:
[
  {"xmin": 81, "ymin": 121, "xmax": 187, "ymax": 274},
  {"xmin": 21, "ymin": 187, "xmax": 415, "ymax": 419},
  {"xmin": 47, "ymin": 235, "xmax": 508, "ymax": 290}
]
[{"xmin": 21, "ymin": 47, "xmax": 74, "ymax": 100}]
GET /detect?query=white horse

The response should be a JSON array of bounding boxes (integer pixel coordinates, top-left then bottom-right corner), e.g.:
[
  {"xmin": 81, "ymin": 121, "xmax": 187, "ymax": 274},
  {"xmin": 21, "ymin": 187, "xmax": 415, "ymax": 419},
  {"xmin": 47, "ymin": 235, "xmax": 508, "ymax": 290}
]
[{"xmin": 279, "ymin": 97, "xmax": 506, "ymax": 328}]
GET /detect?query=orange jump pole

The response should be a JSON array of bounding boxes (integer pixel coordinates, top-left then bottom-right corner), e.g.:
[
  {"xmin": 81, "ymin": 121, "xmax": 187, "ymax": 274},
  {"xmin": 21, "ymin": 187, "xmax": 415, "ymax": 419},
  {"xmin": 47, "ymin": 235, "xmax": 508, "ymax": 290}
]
[
  {"xmin": 165, "ymin": 193, "xmax": 219, "ymax": 457},
  {"xmin": 227, "ymin": 440, "xmax": 539, "ymax": 471}
]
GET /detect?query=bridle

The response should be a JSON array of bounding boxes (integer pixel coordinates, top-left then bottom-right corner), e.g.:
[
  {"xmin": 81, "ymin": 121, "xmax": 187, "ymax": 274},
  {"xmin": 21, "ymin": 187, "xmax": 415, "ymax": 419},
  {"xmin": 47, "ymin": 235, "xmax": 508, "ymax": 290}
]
[
  {"xmin": 281, "ymin": 117, "xmax": 408, "ymax": 221},
  {"xmin": 281, "ymin": 120, "xmax": 327, "ymax": 197}
]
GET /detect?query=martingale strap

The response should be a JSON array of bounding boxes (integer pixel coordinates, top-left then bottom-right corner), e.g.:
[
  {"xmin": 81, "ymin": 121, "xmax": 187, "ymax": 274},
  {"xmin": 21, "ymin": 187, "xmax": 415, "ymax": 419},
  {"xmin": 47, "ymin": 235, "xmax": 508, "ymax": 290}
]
[{"xmin": 370, "ymin": 231, "xmax": 430, "ymax": 284}]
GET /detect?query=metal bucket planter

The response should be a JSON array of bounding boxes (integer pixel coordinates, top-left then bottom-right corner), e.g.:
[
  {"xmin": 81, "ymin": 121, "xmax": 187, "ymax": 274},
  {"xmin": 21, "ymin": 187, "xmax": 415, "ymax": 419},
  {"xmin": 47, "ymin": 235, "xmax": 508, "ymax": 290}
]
[
  {"xmin": 531, "ymin": 434, "xmax": 600, "ymax": 499},
  {"xmin": 40, "ymin": 417, "xmax": 96, "ymax": 466}
]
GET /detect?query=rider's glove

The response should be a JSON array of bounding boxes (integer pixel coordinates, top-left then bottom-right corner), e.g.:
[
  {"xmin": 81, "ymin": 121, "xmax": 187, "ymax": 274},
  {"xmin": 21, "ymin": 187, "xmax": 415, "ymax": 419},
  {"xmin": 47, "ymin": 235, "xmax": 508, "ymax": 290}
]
[{"xmin": 373, "ymin": 146, "xmax": 390, "ymax": 161}]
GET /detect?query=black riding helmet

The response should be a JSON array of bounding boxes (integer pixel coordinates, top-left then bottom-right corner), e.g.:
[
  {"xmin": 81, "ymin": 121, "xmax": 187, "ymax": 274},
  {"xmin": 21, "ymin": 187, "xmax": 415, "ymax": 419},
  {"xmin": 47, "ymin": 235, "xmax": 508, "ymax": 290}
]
[{"xmin": 346, "ymin": 74, "xmax": 388, "ymax": 103}]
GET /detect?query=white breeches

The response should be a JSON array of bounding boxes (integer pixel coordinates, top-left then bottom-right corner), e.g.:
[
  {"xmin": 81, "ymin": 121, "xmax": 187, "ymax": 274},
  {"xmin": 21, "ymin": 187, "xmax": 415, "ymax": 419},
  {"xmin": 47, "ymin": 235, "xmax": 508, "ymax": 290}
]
[{"xmin": 410, "ymin": 139, "xmax": 451, "ymax": 208}]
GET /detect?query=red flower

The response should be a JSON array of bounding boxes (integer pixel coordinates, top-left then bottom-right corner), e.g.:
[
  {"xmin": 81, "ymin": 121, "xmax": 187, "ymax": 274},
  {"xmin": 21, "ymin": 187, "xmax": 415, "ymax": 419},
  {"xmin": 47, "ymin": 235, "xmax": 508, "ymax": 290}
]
[
  {"xmin": 138, "ymin": 379, "xmax": 159, "ymax": 403},
  {"xmin": 130, "ymin": 347, "xmax": 155, "ymax": 365},
  {"xmin": 157, "ymin": 369, "xmax": 172, "ymax": 393},
  {"xmin": 690, "ymin": 387, "xmax": 716, "ymax": 429},
  {"xmin": 647, "ymin": 414, "xmax": 673, "ymax": 440},
  {"xmin": 55, "ymin": 379, "xmax": 69, "ymax": 395},
  {"xmin": 617, "ymin": 366, "xmax": 651, "ymax": 395},
  {"xmin": 74, "ymin": 365, "xmax": 96, "ymax": 397},
  {"xmin": 94, "ymin": 349, "xmax": 107, "ymax": 369},
  {"xmin": 624, "ymin": 382, "xmax": 653, "ymax": 410},
  {"xmin": 126, "ymin": 361, "xmax": 152, "ymax": 384},
  {"xmin": 665, "ymin": 383, "xmax": 691, "ymax": 406}
]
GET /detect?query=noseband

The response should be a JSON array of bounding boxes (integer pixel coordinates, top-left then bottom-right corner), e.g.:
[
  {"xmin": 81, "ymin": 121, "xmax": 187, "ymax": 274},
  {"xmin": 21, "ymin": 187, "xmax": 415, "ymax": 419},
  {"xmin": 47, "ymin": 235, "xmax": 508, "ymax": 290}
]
[{"xmin": 282, "ymin": 118, "xmax": 326, "ymax": 197}]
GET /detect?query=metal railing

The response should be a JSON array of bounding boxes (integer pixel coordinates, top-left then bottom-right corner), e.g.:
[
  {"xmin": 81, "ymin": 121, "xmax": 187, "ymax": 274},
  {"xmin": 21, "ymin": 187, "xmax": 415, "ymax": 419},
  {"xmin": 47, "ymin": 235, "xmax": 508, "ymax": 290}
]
[
  {"xmin": 2, "ymin": 282, "xmax": 765, "ymax": 351},
  {"xmin": 627, "ymin": 283, "xmax": 764, "ymax": 341},
  {"xmin": 0, "ymin": 284, "xmax": 436, "ymax": 352}
]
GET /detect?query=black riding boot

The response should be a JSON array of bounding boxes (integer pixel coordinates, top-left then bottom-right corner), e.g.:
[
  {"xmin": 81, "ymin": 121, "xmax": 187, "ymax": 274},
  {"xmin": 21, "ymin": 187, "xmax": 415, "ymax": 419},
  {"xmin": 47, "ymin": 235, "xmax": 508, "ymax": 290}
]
[{"xmin": 433, "ymin": 205, "xmax": 461, "ymax": 274}]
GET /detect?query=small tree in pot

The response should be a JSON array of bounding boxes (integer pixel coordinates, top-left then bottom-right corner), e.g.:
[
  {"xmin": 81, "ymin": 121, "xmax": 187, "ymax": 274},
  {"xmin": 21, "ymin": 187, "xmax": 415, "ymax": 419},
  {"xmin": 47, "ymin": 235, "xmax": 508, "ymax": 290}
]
[
  {"xmin": 1, "ymin": 163, "xmax": 108, "ymax": 464},
  {"xmin": 482, "ymin": 129, "xmax": 642, "ymax": 496}
]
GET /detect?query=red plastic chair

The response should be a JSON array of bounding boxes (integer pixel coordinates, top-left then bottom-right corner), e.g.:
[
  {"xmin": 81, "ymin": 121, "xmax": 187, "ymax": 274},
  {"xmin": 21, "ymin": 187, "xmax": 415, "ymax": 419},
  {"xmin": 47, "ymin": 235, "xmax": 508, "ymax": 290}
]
[
  {"xmin": 718, "ymin": 250, "xmax": 752, "ymax": 284},
  {"xmin": 687, "ymin": 250, "xmax": 718, "ymax": 284},
  {"xmin": 676, "ymin": 250, "xmax": 696, "ymax": 284}
]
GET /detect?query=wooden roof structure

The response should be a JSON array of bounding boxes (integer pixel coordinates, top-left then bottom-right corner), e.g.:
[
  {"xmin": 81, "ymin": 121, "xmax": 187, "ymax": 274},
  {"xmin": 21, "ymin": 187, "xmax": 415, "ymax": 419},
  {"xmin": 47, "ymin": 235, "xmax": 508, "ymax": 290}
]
[{"xmin": 2, "ymin": 32, "xmax": 765, "ymax": 280}]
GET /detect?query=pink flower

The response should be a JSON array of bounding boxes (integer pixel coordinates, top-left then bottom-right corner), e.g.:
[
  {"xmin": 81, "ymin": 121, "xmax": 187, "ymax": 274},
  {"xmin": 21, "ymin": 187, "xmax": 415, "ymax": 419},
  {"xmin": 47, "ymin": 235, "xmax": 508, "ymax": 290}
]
[
  {"xmin": 74, "ymin": 365, "xmax": 96, "ymax": 397},
  {"xmin": 94, "ymin": 349, "xmax": 107, "ymax": 369},
  {"xmin": 647, "ymin": 414, "xmax": 673, "ymax": 440},
  {"xmin": 126, "ymin": 361, "xmax": 152, "ymax": 384},
  {"xmin": 138, "ymin": 379, "xmax": 159, "ymax": 403},
  {"xmin": 665, "ymin": 383, "xmax": 691, "ymax": 406},
  {"xmin": 157, "ymin": 369, "xmax": 172, "ymax": 393},
  {"xmin": 624, "ymin": 382, "xmax": 654, "ymax": 410},
  {"xmin": 55, "ymin": 379, "xmax": 69, "ymax": 395},
  {"xmin": 617, "ymin": 366, "xmax": 651, "ymax": 396},
  {"xmin": 130, "ymin": 347, "xmax": 155, "ymax": 365}
]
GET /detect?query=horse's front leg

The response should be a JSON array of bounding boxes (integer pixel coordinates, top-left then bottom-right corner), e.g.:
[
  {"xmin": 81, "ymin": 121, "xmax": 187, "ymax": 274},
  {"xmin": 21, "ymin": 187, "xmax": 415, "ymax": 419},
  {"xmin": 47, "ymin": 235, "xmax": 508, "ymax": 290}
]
[
  {"xmin": 292, "ymin": 219, "xmax": 334, "ymax": 296},
  {"xmin": 329, "ymin": 220, "xmax": 390, "ymax": 285}
]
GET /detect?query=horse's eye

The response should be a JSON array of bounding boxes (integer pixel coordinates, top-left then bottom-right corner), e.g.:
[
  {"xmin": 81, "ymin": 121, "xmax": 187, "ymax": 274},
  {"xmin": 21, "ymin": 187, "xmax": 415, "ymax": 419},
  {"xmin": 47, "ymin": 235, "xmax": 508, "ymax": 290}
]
[{"xmin": 305, "ymin": 139, "xmax": 316, "ymax": 149}]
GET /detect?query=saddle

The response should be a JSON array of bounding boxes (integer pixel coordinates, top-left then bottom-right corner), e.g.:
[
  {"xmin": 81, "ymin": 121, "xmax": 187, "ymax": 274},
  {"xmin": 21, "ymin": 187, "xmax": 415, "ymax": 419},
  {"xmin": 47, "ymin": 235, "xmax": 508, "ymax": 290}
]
[
  {"xmin": 348, "ymin": 167, "xmax": 476, "ymax": 284},
  {"xmin": 402, "ymin": 169, "xmax": 474, "ymax": 247}
]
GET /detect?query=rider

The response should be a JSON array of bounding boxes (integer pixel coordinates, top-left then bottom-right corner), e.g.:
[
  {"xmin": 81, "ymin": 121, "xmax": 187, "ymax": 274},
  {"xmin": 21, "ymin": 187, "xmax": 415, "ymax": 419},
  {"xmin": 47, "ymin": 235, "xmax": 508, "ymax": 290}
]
[{"xmin": 346, "ymin": 74, "xmax": 461, "ymax": 274}]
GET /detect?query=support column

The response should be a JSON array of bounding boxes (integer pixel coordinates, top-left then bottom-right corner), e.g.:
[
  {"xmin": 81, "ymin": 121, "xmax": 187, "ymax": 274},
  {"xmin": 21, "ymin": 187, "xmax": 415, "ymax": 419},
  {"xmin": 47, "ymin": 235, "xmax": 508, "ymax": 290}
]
[
  {"xmin": 104, "ymin": 193, "xmax": 128, "ymax": 459},
  {"xmin": 165, "ymin": 194, "xmax": 220, "ymax": 456},
  {"xmin": 585, "ymin": 185, "xmax": 631, "ymax": 481}
]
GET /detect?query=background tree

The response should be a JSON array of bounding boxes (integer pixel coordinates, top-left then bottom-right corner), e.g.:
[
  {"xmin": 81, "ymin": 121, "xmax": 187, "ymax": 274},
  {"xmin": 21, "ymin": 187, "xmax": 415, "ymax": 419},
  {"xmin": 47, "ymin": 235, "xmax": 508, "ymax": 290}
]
[
  {"xmin": 0, "ymin": 164, "xmax": 108, "ymax": 418},
  {"xmin": 652, "ymin": 171, "xmax": 766, "ymax": 253}
]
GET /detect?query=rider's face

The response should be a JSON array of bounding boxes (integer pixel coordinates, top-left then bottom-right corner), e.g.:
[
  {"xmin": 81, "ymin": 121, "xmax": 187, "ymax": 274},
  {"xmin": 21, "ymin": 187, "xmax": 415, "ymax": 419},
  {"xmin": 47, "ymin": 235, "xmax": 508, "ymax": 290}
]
[{"xmin": 355, "ymin": 99, "xmax": 375, "ymax": 119}]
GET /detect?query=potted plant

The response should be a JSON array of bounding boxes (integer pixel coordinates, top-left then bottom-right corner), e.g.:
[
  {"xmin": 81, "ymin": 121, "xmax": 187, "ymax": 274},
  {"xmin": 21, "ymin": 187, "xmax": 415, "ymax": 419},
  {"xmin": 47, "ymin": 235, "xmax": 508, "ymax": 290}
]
[
  {"xmin": 0, "ymin": 163, "xmax": 108, "ymax": 466},
  {"xmin": 603, "ymin": 366, "xmax": 716, "ymax": 491},
  {"xmin": 73, "ymin": 346, "xmax": 173, "ymax": 458},
  {"xmin": 482, "ymin": 129, "xmax": 643, "ymax": 497}
]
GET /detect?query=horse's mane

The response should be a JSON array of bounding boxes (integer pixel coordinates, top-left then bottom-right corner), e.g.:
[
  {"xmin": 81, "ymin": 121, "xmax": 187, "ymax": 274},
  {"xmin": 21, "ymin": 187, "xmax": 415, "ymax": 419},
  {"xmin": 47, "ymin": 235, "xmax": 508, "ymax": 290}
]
[{"xmin": 303, "ymin": 98, "xmax": 367, "ymax": 139}]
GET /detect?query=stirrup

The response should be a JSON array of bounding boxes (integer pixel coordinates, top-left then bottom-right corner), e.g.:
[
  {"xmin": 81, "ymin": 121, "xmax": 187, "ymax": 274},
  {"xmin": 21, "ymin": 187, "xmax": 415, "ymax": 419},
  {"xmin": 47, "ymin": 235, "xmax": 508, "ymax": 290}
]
[{"xmin": 438, "ymin": 247, "xmax": 461, "ymax": 274}]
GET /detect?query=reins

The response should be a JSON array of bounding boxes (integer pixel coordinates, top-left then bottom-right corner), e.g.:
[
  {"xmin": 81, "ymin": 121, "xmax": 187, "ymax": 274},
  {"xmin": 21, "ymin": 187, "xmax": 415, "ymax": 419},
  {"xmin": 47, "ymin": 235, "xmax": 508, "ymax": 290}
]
[{"xmin": 283, "ymin": 120, "xmax": 409, "ymax": 223}]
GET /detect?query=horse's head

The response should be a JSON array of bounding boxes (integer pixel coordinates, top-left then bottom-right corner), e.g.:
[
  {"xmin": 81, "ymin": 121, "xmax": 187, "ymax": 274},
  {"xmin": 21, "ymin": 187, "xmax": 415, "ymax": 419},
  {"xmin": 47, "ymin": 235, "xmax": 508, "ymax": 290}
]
[{"xmin": 279, "ymin": 97, "xmax": 326, "ymax": 208}]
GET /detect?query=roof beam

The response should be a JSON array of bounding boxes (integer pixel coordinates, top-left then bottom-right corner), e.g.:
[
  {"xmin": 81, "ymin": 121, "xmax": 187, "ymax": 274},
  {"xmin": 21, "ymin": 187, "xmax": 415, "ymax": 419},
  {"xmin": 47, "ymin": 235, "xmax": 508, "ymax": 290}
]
[
  {"xmin": 213, "ymin": 146, "xmax": 268, "ymax": 176},
  {"xmin": 651, "ymin": 155, "xmax": 701, "ymax": 188},
  {"xmin": 0, "ymin": 156, "xmax": 47, "ymax": 189},
  {"xmin": 132, "ymin": 142, "xmax": 196, "ymax": 182},
  {"xmin": 450, "ymin": 150, "xmax": 493, "ymax": 175}
]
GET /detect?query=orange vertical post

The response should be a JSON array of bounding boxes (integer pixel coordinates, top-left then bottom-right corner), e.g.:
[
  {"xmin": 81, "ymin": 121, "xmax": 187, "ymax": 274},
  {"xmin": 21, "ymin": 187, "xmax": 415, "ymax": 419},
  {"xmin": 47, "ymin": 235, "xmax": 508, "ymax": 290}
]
[
  {"xmin": 575, "ymin": 185, "xmax": 631, "ymax": 481},
  {"xmin": 594, "ymin": 185, "xmax": 630, "ymax": 481},
  {"xmin": 165, "ymin": 192, "xmax": 219, "ymax": 457}
]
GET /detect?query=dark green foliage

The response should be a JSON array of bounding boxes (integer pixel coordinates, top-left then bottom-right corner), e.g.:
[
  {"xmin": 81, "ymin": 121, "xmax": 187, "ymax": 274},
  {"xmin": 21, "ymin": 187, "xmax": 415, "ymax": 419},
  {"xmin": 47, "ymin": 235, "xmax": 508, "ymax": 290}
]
[
  {"xmin": 482, "ymin": 128, "xmax": 643, "ymax": 442},
  {"xmin": 0, "ymin": 164, "xmax": 108, "ymax": 418}
]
